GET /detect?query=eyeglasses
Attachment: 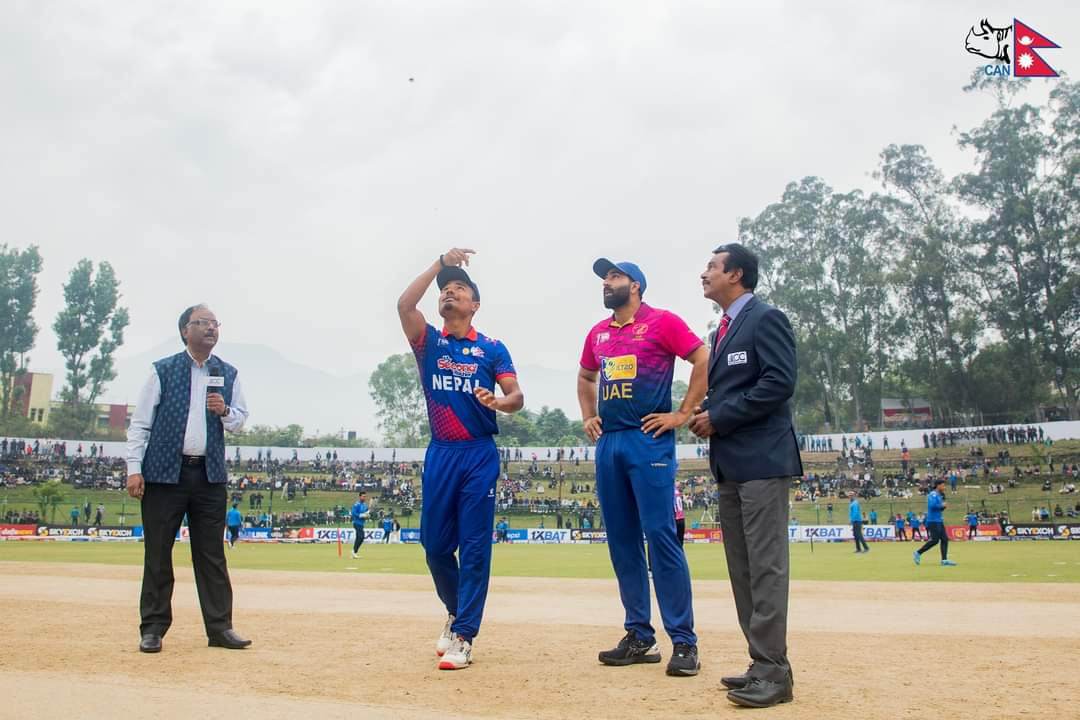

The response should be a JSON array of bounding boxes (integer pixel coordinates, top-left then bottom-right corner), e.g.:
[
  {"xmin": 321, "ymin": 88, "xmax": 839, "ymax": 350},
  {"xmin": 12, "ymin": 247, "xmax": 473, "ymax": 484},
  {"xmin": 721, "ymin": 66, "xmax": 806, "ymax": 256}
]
[{"xmin": 187, "ymin": 319, "xmax": 222, "ymax": 329}]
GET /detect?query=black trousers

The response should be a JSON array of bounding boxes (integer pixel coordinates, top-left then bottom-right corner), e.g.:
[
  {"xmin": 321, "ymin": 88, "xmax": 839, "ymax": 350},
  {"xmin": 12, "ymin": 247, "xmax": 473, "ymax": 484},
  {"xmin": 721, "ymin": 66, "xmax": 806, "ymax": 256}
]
[
  {"xmin": 675, "ymin": 518, "xmax": 686, "ymax": 547},
  {"xmin": 917, "ymin": 521, "xmax": 949, "ymax": 560},
  {"xmin": 352, "ymin": 524, "xmax": 365, "ymax": 553},
  {"xmin": 140, "ymin": 463, "xmax": 232, "ymax": 638},
  {"xmin": 852, "ymin": 521, "xmax": 869, "ymax": 551}
]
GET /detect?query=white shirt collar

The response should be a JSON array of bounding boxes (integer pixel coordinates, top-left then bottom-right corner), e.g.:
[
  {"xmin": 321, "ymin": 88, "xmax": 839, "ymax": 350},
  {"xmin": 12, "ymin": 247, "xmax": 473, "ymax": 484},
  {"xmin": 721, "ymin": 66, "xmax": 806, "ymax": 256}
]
[
  {"xmin": 185, "ymin": 349, "xmax": 214, "ymax": 368},
  {"xmin": 724, "ymin": 292, "xmax": 754, "ymax": 321}
]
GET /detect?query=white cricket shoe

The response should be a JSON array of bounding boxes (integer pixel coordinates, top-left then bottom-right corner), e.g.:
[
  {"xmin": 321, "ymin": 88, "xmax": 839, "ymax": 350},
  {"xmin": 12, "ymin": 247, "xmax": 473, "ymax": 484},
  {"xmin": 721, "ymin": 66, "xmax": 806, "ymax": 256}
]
[
  {"xmin": 438, "ymin": 633, "xmax": 472, "ymax": 670},
  {"xmin": 351, "ymin": 552, "xmax": 358, "ymax": 559},
  {"xmin": 435, "ymin": 615, "xmax": 455, "ymax": 656}
]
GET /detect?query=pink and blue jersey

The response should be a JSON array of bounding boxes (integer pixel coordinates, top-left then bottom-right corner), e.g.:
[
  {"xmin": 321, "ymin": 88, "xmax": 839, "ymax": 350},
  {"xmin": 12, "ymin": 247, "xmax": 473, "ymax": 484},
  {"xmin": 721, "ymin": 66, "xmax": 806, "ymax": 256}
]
[
  {"xmin": 411, "ymin": 324, "xmax": 516, "ymax": 442},
  {"xmin": 580, "ymin": 303, "xmax": 703, "ymax": 433}
]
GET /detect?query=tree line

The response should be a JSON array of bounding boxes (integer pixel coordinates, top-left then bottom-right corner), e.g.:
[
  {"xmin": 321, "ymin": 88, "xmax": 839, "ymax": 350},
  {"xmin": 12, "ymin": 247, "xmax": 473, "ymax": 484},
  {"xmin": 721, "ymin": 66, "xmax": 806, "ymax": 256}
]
[
  {"xmin": 739, "ymin": 73, "xmax": 1078, "ymax": 431},
  {"xmin": 0, "ymin": 252, "xmax": 128, "ymax": 438}
]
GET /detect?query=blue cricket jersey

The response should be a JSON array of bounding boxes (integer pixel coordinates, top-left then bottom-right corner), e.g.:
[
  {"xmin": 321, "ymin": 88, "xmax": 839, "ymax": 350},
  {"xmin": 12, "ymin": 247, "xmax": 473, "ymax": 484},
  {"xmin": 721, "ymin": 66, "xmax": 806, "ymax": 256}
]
[
  {"xmin": 411, "ymin": 324, "xmax": 516, "ymax": 441},
  {"xmin": 351, "ymin": 501, "xmax": 369, "ymax": 525},
  {"xmin": 849, "ymin": 499, "xmax": 862, "ymax": 523},
  {"xmin": 226, "ymin": 508, "xmax": 243, "ymax": 527},
  {"xmin": 926, "ymin": 491, "xmax": 945, "ymax": 523}
]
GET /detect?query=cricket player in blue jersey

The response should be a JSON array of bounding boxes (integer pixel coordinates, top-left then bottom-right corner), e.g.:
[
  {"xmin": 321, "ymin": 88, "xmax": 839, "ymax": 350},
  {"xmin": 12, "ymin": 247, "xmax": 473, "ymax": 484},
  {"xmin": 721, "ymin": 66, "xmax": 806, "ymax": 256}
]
[
  {"xmin": 226, "ymin": 504, "xmax": 243, "ymax": 549},
  {"xmin": 578, "ymin": 259, "xmax": 709, "ymax": 677},
  {"xmin": 965, "ymin": 510, "xmax": 979, "ymax": 540},
  {"xmin": 914, "ymin": 478, "xmax": 956, "ymax": 566},
  {"xmin": 849, "ymin": 495, "xmax": 869, "ymax": 553},
  {"xmin": 398, "ymin": 247, "xmax": 524, "ymax": 671},
  {"xmin": 350, "ymin": 491, "xmax": 369, "ymax": 559}
]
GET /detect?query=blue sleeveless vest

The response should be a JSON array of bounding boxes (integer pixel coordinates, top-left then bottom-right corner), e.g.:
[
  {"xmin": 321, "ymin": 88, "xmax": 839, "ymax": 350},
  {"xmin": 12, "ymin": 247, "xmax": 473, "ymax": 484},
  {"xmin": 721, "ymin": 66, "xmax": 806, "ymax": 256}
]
[{"xmin": 142, "ymin": 351, "xmax": 237, "ymax": 484}]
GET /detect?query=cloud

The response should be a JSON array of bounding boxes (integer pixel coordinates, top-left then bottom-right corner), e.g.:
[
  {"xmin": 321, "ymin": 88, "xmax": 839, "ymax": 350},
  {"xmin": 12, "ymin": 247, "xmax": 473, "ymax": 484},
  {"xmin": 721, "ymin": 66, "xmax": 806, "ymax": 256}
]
[{"xmin": 2, "ymin": 0, "xmax": 1074, "ymax": 424}]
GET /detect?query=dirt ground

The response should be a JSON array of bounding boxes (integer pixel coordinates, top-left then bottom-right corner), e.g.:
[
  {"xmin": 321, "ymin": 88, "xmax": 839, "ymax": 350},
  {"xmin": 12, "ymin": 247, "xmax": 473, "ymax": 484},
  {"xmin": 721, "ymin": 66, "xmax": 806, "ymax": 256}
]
[{"xmin": 1, "ymin": 561, "xmax": 1078, "ymax": 719}]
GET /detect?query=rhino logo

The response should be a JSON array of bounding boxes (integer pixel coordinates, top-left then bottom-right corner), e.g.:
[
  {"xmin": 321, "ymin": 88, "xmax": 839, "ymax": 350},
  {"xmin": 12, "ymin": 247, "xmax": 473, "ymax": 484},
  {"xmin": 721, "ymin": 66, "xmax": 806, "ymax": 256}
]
[{"xmin": 965, "ymin": 19, "xmax": 1011, "ymax": 63}]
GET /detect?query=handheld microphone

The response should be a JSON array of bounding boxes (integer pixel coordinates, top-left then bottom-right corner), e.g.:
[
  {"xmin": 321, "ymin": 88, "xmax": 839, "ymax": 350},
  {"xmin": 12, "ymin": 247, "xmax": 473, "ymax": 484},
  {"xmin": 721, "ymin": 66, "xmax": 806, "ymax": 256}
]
[{"xmin": 207, "ymin": 369, "xmax": 225, "ymax": 414}]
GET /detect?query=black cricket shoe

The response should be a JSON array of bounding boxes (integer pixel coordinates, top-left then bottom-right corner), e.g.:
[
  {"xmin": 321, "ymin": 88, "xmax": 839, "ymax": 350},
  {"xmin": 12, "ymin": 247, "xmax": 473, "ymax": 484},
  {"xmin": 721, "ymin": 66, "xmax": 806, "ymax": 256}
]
[
  {"xmin": 598, "ymin": 631, "xmax": 661, "ymax": 666},
  {"xmin": 665, "ymin": 643, "xmax": 700, "ymax": 676}
]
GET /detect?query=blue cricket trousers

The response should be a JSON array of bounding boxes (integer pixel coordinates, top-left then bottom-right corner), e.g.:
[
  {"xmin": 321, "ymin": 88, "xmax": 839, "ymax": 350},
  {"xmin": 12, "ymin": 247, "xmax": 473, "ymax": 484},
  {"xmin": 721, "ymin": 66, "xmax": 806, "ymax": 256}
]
[
  {"xmin": 596, "ymin": 429, "xmax": 696, "ymax": 646},
  {"xmin": 421, "ymin": 438, "xmax": 499, "ymax": 642}
]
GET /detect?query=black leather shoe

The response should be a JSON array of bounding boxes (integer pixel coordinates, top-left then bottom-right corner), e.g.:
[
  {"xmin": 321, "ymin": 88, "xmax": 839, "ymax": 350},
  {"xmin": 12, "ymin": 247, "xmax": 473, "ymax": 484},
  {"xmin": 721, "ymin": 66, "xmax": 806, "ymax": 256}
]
[
  {"xmin": 726, "ymin": 677, "xmax": 794, "ymax": 708},
  {"xmin": 721, "ymin": 662, "xmax": 756, "ymax": 689},
  {"xmin": 139, "ymin": 634, "xmax": 162, "ymax": 653},
  {"xmin": 722, "ymin": 665, "xmax": 794, "ymax": 690},
  {"xmin": 208, "ymin": 629, "xmax": 252, "ymax": 649}
]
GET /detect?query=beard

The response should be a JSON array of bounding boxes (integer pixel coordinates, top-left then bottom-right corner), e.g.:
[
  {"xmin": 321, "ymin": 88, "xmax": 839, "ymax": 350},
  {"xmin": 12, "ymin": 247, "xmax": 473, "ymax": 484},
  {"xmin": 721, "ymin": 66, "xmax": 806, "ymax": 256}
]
[{"xmin": 603, "ymin": 285, "xmax": 631, "ymax": 310}]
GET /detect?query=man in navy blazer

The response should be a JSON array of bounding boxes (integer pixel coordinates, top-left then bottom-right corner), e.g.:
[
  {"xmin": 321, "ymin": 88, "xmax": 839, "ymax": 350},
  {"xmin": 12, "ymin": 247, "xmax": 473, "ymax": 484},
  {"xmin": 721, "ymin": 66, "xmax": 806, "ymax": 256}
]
[{"xmin": 689, "ymin": 243, "xmax": 802, "ymax": 708}]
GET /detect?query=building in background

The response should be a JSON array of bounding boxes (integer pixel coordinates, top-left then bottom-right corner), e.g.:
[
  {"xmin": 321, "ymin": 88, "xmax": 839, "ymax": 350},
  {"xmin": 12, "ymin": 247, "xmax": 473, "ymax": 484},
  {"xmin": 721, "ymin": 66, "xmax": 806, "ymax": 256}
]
[
  {"xmin": 11, "ymin": 372, "xmax": 54, "ymax": 425},
  {"xmin": 880, "ymin": 398, "xmax": 933, "ymax": 428},
  {"xmin": 47, "ymin": 400, "xmax": 135, "ymax": 432},
  {"xmin": 8, "ymin": 370, "xmax": 133, "ymax": 432}
]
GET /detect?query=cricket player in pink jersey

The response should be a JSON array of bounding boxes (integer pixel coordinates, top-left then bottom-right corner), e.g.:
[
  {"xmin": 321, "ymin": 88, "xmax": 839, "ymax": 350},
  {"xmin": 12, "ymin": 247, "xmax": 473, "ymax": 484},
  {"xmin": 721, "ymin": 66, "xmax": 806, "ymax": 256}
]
[{"xmin": 578, "ymin": 258, "xmax": 709, "ymax": 677}]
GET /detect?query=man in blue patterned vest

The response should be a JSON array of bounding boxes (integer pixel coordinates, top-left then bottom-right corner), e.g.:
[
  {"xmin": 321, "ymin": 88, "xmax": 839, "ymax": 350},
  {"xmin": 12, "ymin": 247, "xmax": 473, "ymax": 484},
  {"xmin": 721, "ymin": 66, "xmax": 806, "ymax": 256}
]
[{"xmin": 126, "ymin": 304, "xmax": 251, "ymax": 653}]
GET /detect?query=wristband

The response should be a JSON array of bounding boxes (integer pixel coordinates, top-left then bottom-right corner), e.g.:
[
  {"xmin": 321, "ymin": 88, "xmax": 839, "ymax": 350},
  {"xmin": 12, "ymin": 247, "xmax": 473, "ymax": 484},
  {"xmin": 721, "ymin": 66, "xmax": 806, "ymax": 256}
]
[{"xmin": 439, "ymin": 254, "xmax": 446, "ymax": 268}]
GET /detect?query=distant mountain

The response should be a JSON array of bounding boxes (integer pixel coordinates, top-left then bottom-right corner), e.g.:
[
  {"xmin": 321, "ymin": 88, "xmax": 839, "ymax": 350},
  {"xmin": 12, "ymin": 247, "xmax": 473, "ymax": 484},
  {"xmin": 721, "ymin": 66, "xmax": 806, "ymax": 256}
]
[
  {"xmin": 105, "ymin": 341, "xmax": 378, "ymax": 438},
  {"xmin": 100, "ymin": 342, "xmax": 585, "ymax": 440}
]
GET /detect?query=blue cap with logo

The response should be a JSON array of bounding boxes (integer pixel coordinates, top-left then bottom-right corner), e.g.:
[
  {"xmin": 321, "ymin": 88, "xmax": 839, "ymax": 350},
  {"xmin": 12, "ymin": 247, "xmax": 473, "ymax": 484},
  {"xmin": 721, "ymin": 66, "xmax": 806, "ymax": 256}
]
[{"xmin": 593, "ymin": 258, "xmax": 647, "ymax": 296}]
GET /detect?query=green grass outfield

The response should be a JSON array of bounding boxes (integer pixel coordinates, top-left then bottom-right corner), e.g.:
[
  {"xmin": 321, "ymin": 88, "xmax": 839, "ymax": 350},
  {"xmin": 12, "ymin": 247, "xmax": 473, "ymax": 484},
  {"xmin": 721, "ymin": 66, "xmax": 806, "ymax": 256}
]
[{"xmin": 2, "ymin": 539, "xmax": 1078, "ymax": 583}]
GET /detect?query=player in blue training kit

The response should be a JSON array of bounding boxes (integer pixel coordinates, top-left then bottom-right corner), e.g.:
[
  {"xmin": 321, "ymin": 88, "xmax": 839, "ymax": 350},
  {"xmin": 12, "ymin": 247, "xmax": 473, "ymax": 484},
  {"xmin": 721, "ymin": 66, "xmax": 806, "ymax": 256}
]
[
  {"xmin": 226, "ymin": 504, "xmax": 243, "ymax": 549},
  {"xmin": 350, "ymin": 491, "xmax": 369, "ymax": 559},
  {"xmin": 914, "ymin": 478, "xmax": 956, "ymax": 567},
  {"xmin": 397, "ymin": 247, "xmax": 524, "ymax": 671}
]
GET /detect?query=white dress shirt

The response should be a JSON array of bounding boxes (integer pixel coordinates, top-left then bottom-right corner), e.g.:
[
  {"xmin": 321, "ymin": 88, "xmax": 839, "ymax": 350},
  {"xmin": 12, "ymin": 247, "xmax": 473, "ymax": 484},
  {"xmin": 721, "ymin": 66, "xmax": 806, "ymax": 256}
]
[{"xmin": 126, "ymin": 350, "xmax": 249, "ymax": 475}]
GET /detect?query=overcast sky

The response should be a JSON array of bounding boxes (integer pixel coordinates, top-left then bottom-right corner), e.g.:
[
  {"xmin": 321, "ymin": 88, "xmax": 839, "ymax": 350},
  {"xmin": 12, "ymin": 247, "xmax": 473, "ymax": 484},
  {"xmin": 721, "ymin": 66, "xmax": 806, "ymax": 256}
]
[{"xmin": 4, "ymin": 1, "xmax": 1076, "ymax": 406}]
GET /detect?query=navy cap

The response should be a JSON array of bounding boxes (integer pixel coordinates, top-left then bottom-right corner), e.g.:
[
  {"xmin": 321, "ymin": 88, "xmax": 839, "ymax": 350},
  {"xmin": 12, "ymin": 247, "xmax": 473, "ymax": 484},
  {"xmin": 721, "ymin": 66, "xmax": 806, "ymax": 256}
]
[
  {"xmin": 593, "ymin": 258, "xmax": 647, "ymax": 296},
  {"xmin": 436, "ymin": 266, "xmax": 480, "ymax": 301}
]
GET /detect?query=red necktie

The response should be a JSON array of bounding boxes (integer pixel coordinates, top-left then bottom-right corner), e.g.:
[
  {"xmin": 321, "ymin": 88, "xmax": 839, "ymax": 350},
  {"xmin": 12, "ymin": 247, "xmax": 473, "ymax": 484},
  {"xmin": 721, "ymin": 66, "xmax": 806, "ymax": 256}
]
[{"xmin": 714, "ymin": 313, "xmax": 731, "ymax": 352}]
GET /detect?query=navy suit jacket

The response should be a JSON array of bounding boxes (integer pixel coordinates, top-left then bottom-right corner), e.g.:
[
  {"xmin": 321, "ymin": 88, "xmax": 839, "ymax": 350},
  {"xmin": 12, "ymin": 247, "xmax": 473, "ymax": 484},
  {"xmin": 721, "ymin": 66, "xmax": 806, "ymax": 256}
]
[{"xmin": 704, "ymin": 295, "xmax": 803, "ymax": 482}]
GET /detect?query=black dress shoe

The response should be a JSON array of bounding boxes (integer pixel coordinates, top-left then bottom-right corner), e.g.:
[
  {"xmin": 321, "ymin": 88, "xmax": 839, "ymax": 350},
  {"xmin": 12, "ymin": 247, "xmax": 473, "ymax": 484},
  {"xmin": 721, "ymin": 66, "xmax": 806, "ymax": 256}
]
[
  {"xmin": 722, "ymin": 665, "xmax": 794, "ymax": 690},
  {"xmin": 726, "ymin": 677, "xmax": 794, "ymax": 708},
  {"xmin": 139, "ymin": 634, "xmax": 162, "ymax": 653},
  {"xmin": 208, "ymin": 629, "xmax": 252, "ymax": 649},
  {"xmin": 721, "ymin": 670, "xmax": 750, "ymax": 690}
]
